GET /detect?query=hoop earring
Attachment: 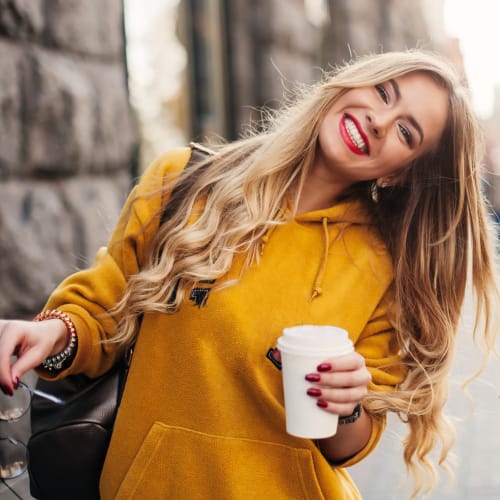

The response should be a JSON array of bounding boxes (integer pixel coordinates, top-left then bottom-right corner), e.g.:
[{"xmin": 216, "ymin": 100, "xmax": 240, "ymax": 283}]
[{"xmin": 370, "ymin": 181, "xmax": 379, "ymax": 203}]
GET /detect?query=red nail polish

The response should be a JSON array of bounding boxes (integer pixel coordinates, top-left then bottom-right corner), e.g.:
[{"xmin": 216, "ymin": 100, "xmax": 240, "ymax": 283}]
[
  {"xmin": 307, "ymin": 388, "xmax": 322, "ymax": 397},
  {"xmin": 1, "ymin": 384, "xmax": 13, "ymax": 396},
  {"xmin": 305, "ymin": 373, "xmax": 321, "ymax": 382},
  {"xmin": 317, "ymin": 363, "xmax": 332, "ymax": 372},
  {"xmin": 317, "ymin": 399, "xmax": 328, "ymax": 408}
]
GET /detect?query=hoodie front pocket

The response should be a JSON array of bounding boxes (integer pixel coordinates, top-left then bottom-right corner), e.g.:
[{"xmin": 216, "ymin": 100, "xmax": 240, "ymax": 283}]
[{"xmin": 115, "ymin": 422, "xmax": 325, "ymax": 500}]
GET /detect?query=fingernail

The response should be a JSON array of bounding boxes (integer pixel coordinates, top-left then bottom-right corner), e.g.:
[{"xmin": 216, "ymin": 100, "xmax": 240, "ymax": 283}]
[
  {"xmin": 305, "ymin": 373, "xmax": 321, "ymax": 382},
  {"xmin": 307, "ymin": 388, "xmax": 322, "ymax": 397},
  {"xmin": 317, "ymin": 399, "xmax": 328, "ymax": 408},
  {"xmin": 13, "ymin": 377, "xmax": 19, "ymax": 390},
  {"xmin": 1, "ymin": 384, "xmax": 13, "ymax": 396},
  {"xmin": 317, "ymin": 363, "xmax": 332, "ymax": 372}
]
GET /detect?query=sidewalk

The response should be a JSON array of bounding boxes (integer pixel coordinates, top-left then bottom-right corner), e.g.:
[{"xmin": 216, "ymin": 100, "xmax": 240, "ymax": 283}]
[{"xmin": 350, "ymin": 293, "xmax": 500, "ymax": 499}]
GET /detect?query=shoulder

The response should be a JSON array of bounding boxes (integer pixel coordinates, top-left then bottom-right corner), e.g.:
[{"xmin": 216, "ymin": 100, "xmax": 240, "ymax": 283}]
[
  {"xmin": 119, "ymin": 147, "xmax": 192, "ymax": 231},
  {"xmin": 140, "ymin": 147, "xmax": 192, "ymax": 185},
  {"xmin": 138, "ymin": 143, "xmax": 214, "ymax": 192}
]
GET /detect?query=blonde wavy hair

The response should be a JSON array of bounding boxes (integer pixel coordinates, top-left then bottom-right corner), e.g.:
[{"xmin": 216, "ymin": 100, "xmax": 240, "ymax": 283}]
[{"xmin": 112, "ymin": 50, "xmax": 499, "ymax": 496}]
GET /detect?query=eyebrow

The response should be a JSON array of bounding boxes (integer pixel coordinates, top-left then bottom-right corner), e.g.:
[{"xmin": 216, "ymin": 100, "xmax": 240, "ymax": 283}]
[{"xmin": 389, "ymin": 79, "xmax": 424, "ymax": 146}]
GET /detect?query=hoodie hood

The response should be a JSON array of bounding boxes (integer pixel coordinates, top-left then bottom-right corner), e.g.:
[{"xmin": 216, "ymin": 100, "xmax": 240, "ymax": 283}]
[
  {"xmin": 293, "ymin": 199, "xmax": 377, "ymax": 301},
  {"xmin": 294, "ymin": 199, "xmax": 374, "ymax": 225}
]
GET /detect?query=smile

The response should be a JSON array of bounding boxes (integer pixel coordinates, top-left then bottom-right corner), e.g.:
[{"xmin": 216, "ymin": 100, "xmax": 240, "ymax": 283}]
[{"xmin": 340, "ymin": 115, "xmax": 369, "ymax": 155}]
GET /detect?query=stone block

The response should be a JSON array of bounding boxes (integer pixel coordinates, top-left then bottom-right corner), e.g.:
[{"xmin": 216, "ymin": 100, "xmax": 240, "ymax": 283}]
[
  {"xmin": 0, "ymin": 40, "xmax": 22, "ymax": 176},
  {"xmin": 41, "ymin": 0, "xmax": 124, "ymax": 58},
  {"xmin": 59, "ymin": 171, "xmax": 131, "ymax": 264},
  {"xmin": 22, "ymin": 47, "xmax": 136, "ymax": 175},
  {"xmin": 0, "ymin": 0, "xmax": 124, "ymax": 58},
  {"xmin": 0, "ymin": 173, "xmax": 130, "ymax": 317},
  {"xmin": 87, "ymin": 63, "xmax": 138, "ymax": 173},
  {"xmin": 0, "ymin": 180, "xmax": 76, "ymax": 315},
  {"xmin": 22, "ymin": 47, "xmax": 96, "ymax": 175},
  {"xmin": 0, "ymin": 0, "xmax": 44, "ymax": 40}
]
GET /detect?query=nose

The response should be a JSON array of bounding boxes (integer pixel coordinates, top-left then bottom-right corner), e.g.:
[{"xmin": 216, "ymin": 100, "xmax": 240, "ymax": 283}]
[{"xmin": 367, "ymin": 110, "xmax": 393, "ymax": 139}]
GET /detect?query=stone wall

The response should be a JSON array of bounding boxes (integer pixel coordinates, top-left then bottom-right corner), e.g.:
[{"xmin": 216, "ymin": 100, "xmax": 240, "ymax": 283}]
[{"xmin": 0, "ymin": 0, "xmax": 138, "ymax": 318}]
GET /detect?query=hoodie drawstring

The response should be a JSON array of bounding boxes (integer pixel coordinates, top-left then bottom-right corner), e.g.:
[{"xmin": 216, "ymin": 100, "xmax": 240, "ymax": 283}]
[
  {"xmin": 259, "ymin": 224, "xmax": 279, "ymax": 256},
  {"xmin": 310, "ymin": 217, "xmax": 329, "ymax": 301}
]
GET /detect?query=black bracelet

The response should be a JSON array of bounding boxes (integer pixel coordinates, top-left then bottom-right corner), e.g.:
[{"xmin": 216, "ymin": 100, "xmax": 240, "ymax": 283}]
[{"xmin": 338, "ymin": 403, "xmax": 362, "ymax": 425}]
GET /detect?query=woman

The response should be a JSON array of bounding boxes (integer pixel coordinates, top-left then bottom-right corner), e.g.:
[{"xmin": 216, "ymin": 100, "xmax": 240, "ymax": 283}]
[{"xmin": 0, "ymin": 50, "xmax": 498, "ymax": 499}]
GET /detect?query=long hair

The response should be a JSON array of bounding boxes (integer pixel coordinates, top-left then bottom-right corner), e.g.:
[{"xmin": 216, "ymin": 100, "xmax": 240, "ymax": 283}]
[{"xmin": 111, "ymin": 50, "xmax": 499, "ymax": 496}]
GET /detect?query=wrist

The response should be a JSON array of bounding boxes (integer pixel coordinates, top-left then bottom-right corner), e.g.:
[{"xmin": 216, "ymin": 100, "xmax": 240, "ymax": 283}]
[
  {"xmin": 315, "ymin": 407, "xmax": 371, "ymax": 463},
  {"xmin": 43, "ymin": 319, "xmax": 70, "ymax": 354},
  {"xmin": 34, "ymin": 310, "xmax": 78, "ymax": 371},
  {"xmin": 338, "ymin": 403, "xmax": 362, "ymax": 425}
]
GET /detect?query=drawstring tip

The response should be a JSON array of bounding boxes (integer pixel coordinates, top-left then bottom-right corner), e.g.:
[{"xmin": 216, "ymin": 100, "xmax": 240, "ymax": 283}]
[{"xmin": 309, "ymin": 216, "xmax": 329, "ymax": 303}]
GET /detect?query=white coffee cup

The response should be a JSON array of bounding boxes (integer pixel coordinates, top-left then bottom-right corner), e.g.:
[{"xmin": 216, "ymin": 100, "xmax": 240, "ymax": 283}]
[{"xmin": 277, "ymin": 325, "xmax": 354, "ymax": 439}]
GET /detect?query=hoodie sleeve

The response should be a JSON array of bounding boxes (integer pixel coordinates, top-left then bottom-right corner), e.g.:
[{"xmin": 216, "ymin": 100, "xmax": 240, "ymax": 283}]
[
  {"xmin": 336, "ymin": 289, "xmax": 406, "ymax": 468},
  {"xmin": 38, "ymin": 147, "xmax": 192, "ymax": 379}
]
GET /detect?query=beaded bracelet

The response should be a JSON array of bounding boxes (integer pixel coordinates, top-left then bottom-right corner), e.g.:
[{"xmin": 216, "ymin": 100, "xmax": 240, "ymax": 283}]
[{"xmin": 33, "ymin": 309, "xmax": 78, "ymax": 372}]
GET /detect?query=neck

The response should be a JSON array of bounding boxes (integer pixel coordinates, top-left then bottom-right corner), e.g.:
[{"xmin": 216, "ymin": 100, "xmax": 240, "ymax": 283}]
[{"xmin": 297, "ymin": 166, "xmax": 351, "ymax": 214}]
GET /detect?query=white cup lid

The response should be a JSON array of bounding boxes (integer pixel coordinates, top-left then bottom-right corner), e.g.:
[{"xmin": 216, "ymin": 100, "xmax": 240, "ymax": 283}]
[{"xmin": 277, "ymin": 325, "xmax": 353, "ymax": 356}]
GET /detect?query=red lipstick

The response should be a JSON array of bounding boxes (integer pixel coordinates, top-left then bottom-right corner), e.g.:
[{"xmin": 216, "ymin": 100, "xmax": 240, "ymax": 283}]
[{"xmin": 339, "ymin": 114, "xmax": 369, "ymax": 155}]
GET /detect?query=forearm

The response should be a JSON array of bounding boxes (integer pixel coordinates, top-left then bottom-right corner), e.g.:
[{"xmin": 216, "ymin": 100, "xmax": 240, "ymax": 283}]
[{"xmin": 316, "ymin": 407, "xmax": 372, "ymax": 463}]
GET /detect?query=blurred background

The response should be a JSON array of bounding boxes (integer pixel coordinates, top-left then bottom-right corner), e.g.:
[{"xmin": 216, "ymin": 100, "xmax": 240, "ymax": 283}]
[{"xmin": 0, "ymin": 0, "xmax": 498, "ymax": 498}]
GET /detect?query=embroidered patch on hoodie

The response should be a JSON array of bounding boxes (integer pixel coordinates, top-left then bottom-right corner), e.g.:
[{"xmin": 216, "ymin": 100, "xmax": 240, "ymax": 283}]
[
  {"xmin": 266, "ymin": 347, "xmax": 282, "ymax": 370},
  {"xmin": 189, "ymin": 279, "xmax": 216, "ymax": 307}
]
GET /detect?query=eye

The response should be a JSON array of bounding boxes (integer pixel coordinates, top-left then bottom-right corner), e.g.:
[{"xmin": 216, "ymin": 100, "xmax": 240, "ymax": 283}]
[
  {"xmin": 398, "ymin": 124, "xmax": 413, "ymax": 147},
  {"xmin": 375, "ymin": 84, "xmax": 389, "ymax": 103}
]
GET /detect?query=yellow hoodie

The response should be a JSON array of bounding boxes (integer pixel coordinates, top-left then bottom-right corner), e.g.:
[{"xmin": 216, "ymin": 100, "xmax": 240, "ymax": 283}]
[{"xmin": 44, "ymin": 146, "xmax": 405, "ymax": 499}]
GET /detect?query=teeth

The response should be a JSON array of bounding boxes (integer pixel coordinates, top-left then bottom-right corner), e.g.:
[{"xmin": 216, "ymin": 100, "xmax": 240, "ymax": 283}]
[{"xmin": 345, "ymin": 117, "xmax": 368, "ymax": 153}]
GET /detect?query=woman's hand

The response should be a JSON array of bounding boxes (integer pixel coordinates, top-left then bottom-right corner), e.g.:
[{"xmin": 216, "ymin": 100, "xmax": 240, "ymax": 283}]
[
  {"xmin": 305, "ymin": 351, "xmax": 371, "ymax": 416},
  {"xmin": 0, "ymin": 318, "xmax": 68, "ymax": 394},
  {"xmin": 305, "ymin": 351, "xmax": 373, "ymax": 463}
]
